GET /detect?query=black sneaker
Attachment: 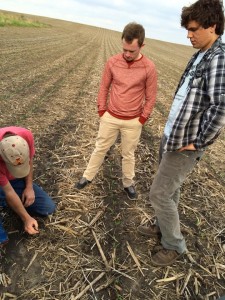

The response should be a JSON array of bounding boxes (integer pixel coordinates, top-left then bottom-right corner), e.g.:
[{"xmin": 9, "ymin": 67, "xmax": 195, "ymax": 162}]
[
  {"xmin": 124, "ymin": 186, "xmax": 137, "ymax": 200},
  {"xmin": 75, "ymin": 177, "xmax": 91, "ymax": 189}
]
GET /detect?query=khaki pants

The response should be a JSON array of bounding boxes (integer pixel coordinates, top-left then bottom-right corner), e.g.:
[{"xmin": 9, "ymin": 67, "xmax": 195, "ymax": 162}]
[{"xmin": 83, "ymin": 112, "xmax": 142, "ymax": 187}]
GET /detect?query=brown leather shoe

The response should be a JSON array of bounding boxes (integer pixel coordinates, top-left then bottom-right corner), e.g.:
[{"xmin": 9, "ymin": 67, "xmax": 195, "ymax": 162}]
[
  {"xmin": 151, "ymin": 248, "xmax": 183, "ymax": 266},
  {"xmin": 137, "ymin": 224, "xmax": 161, "ymax": 238}
]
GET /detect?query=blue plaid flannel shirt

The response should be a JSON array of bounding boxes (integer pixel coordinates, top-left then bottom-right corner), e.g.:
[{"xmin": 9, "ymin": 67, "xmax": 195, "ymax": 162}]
[{"xmin": 165, "ymin": 37, "xmax": 225, "ymax": 151}]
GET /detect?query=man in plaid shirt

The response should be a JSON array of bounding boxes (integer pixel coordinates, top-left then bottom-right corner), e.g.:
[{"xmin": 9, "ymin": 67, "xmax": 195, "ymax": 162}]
[{"xmin": 138, "ymin": 0, "xmax": 225, "ymax": 266}]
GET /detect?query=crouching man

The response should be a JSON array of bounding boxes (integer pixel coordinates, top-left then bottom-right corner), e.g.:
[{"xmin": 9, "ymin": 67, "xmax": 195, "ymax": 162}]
[{"xmin": 0, "ymin": 126, "xmax": 56, "ymax": 245}]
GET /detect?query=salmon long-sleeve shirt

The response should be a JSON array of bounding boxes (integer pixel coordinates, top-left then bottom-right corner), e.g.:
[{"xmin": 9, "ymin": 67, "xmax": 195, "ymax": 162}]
[{"xmin": 97, "ymin": 53, "xmax": 157, "ymax": 124}]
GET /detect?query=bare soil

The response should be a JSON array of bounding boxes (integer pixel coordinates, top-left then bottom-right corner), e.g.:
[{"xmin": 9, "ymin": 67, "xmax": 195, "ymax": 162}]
[{"xmin": 0, "ymin": 10, "xmax": 224, "ymax": 300}]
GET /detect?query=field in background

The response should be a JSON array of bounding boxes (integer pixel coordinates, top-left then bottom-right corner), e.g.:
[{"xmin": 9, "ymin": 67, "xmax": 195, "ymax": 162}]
[
  {"xmin": 0, "ymin": 10, "xmax": 224, "ymax": 300},
  {"xmin": 0, "ymin": 11, "xmax": 48, "ymax": 27}
]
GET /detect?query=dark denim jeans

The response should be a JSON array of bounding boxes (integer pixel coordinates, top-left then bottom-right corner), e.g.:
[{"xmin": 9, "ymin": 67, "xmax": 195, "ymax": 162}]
[{"xmin": 0, "ymin": 179, "xmax": 56, "ymax": 243}]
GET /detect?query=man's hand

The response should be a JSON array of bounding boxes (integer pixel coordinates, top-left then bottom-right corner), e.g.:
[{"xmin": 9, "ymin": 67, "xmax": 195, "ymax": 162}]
[
  {"xmin": 24, "ymin": 217, "xmax": 39, "ymax": 234},
  {"xmin": 22, "ymin": 187, "xmax": 35, "ymax": 207},
  {"xmin": 3, "ymin": 183, "xmax": 39, "ymax": 234},
  {"xmin": 178, "ymin": 143, "xmax": 196, "ymax": 152}
]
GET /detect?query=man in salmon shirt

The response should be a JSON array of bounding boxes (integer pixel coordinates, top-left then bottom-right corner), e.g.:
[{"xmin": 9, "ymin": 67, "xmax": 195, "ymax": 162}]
[
  {"xmin": 0, "ymin": 126, "xmax": 56, "ymax": 245},
  {"xmin": 76, "ymin": 22, "xmax": 157, "ymax": 199}
]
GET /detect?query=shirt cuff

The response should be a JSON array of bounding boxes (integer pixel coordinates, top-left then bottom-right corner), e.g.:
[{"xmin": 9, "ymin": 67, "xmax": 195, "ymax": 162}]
[
  {"xmin": 139, "ymin": 116, "xmax": 147, "ymax": 124},
  {"xmin": 98, "ymin": 110, "xmax": 106, "ymax": 117}
]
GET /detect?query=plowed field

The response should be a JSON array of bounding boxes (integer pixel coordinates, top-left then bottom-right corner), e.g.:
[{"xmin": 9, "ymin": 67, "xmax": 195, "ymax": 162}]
[{"xmin": 0, "ymin": 11, "xmax": 224, "ymax": 300}]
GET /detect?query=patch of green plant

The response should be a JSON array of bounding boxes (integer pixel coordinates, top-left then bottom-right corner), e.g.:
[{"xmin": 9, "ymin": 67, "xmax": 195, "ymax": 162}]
[
  {"xmin": 0, "ymin": 13, "xmax": 49, "ymax": 27},
  {"xmin": 114, "ymin": 219, "xmax": 121, "ymax": 226}
]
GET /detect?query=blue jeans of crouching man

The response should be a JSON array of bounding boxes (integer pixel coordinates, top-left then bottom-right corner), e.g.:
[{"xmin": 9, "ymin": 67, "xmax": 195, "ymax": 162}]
[
  {"xmin": 0, "ymin": 179, "xmax": 56, "ymax": 244},
  {"xmin": 150, "ymin": 135, "xmax": 204, "ymax": 254}
]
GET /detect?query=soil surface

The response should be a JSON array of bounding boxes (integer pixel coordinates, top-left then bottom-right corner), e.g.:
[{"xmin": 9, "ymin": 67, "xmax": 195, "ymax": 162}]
[{"xmin": 0, "ymin": 10, "xmax": 224, "ymax": 300}]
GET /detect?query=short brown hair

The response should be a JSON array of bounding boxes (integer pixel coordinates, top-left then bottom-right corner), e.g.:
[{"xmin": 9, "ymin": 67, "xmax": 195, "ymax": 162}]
[
  {"xmin": 181, "ymin": 0, "xmax": 225, "ymax": 35},
  {"xmin": 121, "ymin": 22, "xmax": 145, "ymax": 47}
]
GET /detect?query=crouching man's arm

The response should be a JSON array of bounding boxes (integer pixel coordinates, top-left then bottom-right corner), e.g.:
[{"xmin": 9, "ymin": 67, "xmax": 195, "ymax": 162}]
[
  {"xmin": 23, "ymin": 159, "xmax": 35, "ymax": 207},
  {"xmin": 2, "ymin": 182, "xmax": 39, "ymax": 234}
]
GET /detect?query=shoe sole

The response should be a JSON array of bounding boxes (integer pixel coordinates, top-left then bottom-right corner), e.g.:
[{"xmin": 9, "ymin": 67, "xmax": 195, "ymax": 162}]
[
  {"xmin": 76, "ymin": 184, "xmax": 90, "ymax": 190},
  {"xmin": 75, "ymin": 181, "xmax": 91, "ymax": 190},
  {"xmin": 126, "ymin": 194, "xmax": 137, "ymax": 200}
]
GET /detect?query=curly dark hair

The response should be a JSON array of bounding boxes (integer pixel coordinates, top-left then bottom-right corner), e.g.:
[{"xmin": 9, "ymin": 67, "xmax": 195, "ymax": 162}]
[
  {"xmin": 121, "ymin": 22, "xmax": 145, "ymax": 47},
  {"xmin": 181, "ymin": 0, "xmax": 225, "ymax": 35}
]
